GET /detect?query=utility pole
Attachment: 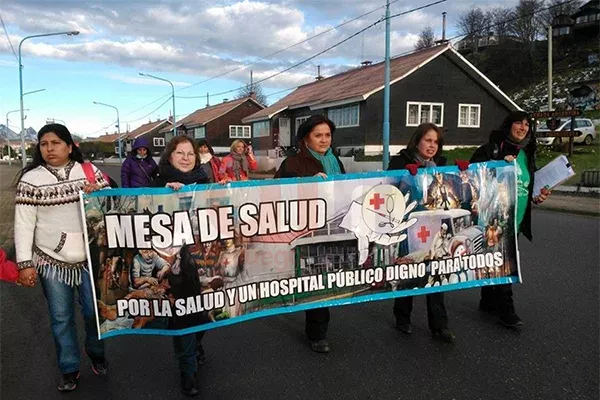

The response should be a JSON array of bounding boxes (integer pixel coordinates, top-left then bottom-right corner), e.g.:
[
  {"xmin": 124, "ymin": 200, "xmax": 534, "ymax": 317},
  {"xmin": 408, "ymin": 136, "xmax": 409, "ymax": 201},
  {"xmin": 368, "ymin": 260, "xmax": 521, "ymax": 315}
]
[
  {"xmin": 547, "ymin": 25, "xmax": 553, "ymax": 111},
  {"xmin": 382, "ymin": 0, "xmax": 391, "ymax": 169}
]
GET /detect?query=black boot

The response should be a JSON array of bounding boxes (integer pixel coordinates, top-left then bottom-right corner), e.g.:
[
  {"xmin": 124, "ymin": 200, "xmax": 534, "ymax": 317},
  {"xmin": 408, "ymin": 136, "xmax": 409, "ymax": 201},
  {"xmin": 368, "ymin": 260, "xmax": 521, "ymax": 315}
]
[{"xmin": 181, "ymin": 374, "xmax": 199, "ymax": 397}]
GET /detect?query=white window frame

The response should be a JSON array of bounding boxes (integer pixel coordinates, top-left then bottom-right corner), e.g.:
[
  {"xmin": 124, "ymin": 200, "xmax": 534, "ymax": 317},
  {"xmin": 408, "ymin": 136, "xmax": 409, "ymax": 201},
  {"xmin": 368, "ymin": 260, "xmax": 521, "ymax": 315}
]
[
  {"xmin": 328, "ymin": 104, "xmax": 360, "ymax": 128},
  {"xmin": 296, "ymin": 116, "xmax": 310, "ymax": 128},
  {"xmin": 457, "ymin": 104, "xmax": 481, "ymax": 128},
  {"xmin": 193, "ymin": 126, "xmax": 205, "ymax": 139},
  {"xmin": 229, "ymin": 125, "xmax": 251, "ymax": 139},
  {"xmin": 153, "ymin": 137, "xmax": 166, "ymax": 147},
  {"xmin": 252, "ymin": 120, "xmax": 270, "ymax": 138},
  {"xmin": 406, "ymin": 102, "xmax": 444, "ymax": 127}
]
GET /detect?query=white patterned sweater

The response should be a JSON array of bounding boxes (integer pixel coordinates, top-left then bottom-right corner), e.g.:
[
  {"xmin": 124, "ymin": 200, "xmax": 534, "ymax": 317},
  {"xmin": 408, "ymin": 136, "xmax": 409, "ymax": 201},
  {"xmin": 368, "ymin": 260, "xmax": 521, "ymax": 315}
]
[{"xmin": 14, "ymin": 161, "xmax": 109, "ymax": 286}]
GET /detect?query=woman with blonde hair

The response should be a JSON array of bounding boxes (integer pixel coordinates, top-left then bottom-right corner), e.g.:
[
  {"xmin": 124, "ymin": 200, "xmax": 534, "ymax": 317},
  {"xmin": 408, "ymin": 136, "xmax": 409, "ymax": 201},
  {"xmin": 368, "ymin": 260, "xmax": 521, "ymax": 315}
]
[{"xmin": 219, "ymin": 139, "xmax": 257, "ymax": 182}]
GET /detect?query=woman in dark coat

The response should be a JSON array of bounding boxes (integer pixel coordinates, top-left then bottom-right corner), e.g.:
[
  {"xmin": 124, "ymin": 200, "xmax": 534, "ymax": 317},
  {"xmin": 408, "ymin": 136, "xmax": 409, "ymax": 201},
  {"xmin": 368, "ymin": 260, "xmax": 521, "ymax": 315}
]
[
  {"xmin": 154, "ymin": 135, "xmax": 209, "ymax": 397},
  {"xmin": 388, "ymin": 122, "xmax": 456, "ymax": 343},
  {"xmin": 120, "ymin": 137, "xmax": 158, "ymax": 188},
  {"xmin": 274, "ymin": 115, "xmax": 345, "ymax": 354},
  {"xmin": 470, "ymin": 111, "xmax": 550, "ymax": 328}
]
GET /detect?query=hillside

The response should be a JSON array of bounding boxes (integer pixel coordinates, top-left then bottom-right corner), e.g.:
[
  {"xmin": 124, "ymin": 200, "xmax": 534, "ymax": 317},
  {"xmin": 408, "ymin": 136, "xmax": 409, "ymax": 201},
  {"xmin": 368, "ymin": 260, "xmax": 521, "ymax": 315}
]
[{"xmin": 463, "ymin": 35, "xmax": 599, "ymax": 113}]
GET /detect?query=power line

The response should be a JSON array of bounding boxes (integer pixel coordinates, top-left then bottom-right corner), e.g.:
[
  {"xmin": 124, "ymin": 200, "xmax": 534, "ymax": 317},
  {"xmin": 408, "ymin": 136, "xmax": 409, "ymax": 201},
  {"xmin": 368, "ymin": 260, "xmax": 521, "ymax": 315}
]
[
  {"xmin": 177, "ymin": 0, "xmax": 404, "ymax": 94},
  {"xmin": 0, "ymin": 13, "xmax": 18, "ymax": 61},
  {"xmin": 124, "ymin": 96, "xmax": 173, "ymax": 124},
  {"xmin": 112, "ymin": 0, "xmax": 404, "ymax": 122},
  {"xmin": 175, "ymin": 0, "xmax": 448, "ymax": 100}
]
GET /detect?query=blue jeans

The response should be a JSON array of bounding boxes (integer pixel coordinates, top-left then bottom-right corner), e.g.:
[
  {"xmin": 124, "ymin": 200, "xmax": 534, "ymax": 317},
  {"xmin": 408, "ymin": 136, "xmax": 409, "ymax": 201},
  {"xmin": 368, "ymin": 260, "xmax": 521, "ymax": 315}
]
[
  {"xmin": 173, "ymin": 331, "xmax": 205, "ymax": 377},
  {"xmin": 40, "ymin": 268, "xmax": 105, "ymax": 374}
]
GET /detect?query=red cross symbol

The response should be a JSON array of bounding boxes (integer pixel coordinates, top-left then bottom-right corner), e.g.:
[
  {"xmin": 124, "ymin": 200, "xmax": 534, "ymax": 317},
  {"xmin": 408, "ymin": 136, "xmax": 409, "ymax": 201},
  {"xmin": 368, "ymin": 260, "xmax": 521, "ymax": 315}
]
[
  {"xmin": 369, "ymin": 193, "xmax": 385, "ymax": 210},
  {"xmin": 222, "ymin": 258, "xmax": 230, "ymax": 266},
  {"xmin": 417, "ymin": 226, "xmax": 431, "ymax": 243}
]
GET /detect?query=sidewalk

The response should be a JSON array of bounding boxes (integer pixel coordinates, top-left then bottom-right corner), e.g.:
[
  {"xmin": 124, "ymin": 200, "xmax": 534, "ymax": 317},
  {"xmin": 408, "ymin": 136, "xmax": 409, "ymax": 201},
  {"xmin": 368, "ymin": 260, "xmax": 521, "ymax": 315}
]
[{"xmin": 536, "ymin": 190, "xmax": 599, "ymax": 217}]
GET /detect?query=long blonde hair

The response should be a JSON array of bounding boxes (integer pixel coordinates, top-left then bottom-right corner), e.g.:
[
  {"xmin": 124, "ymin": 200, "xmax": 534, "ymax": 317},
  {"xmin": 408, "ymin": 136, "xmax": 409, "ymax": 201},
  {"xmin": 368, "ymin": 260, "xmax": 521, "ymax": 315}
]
[{"xmin": 230, "ymin": 139, "xmax": 247, "ymax": 154}]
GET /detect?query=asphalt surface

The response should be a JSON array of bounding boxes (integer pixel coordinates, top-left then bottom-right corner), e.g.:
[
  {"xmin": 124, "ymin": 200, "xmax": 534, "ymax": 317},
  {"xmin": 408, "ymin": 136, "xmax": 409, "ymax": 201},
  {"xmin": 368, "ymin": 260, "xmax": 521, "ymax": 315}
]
[{"xmin": 1, "ymin": 166, "xmax": 598, "ymax": 400}]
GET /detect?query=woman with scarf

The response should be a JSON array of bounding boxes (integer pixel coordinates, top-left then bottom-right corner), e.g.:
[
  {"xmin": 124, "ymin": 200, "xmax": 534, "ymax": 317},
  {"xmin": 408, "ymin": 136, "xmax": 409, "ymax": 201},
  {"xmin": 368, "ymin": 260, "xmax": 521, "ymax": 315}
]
[
  {"xmin": 470, "ymin": 111, "xmax": 550, "ymax": 328},
  {"xmin": 274, "ymin": 115, "xmax": 345, "ymax": 354},
  {"xmin": 121, "ymin": 137, "xmax": 158, "ymax": 188},
  {"xmin": 154, "ymin": 135, "xmax": 209, "ymax": 396},
  {"xmin": 197, "ymin": 139, "xmax": 225, "ymax": 184},
  {"xmin": 14, "ymin": 124, "xmax": 110, "ymax": 392},
  {"xmin": 219, "ymin": 139, "xmax": 257, "ymax": 182},
  {"xmin": 388, "ymin": 123, "xmax": 456, "ymax": 343}
]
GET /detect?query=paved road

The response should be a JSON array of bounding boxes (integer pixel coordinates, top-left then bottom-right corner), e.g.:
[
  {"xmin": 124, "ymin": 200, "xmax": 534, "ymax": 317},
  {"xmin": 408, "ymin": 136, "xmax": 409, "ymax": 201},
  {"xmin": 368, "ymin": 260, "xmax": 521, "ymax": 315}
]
[{"xmin": 1, "ymin": 210, "xmax": 598, "ymax": 400}]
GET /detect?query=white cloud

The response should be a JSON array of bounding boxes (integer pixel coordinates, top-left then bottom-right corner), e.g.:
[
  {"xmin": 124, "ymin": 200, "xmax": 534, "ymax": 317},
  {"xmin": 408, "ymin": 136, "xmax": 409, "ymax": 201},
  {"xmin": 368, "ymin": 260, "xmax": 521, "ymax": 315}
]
[{"xmin": 104, "ymin": 73, "xmax": 191, "ymax": 87}]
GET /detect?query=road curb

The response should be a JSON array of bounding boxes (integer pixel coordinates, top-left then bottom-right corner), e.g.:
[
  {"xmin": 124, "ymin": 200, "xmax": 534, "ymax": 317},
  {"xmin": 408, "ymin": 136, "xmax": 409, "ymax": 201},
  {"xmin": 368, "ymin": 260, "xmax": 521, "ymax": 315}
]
[{"xmin": 535, "ymin": 205, "xmax": 600, "ymax": 217}]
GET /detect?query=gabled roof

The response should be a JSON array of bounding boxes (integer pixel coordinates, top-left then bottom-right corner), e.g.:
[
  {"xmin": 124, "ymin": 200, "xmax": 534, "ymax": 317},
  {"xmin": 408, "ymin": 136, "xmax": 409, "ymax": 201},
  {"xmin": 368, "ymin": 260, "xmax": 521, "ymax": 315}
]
[
  {"xmin": 163, "ymin": 97, "xmax": 264, "ymax": 133},
  {"xmin": 127, "ymin": 119, "xmax": 170, "ymax": 139},
  {"xmin": 90, "ymin": 133, "xmax": 120, "ymax": 143},
  {"xmin": 243, "ymin": 44, "xmax": 521, "ymax": 123}
]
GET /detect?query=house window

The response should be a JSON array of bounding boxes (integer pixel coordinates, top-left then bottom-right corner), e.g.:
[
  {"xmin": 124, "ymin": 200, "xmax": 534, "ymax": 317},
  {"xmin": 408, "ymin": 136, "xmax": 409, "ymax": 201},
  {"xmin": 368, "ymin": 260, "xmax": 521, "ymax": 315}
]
[
  {"xmin": 229, "ymin": 125, "xmax": 251, "ymax": 139},
  {"xmin": 458, "ymin": 104, "xmax": 481, "ymax": 128},
  {"xmin": 252, "ymin": 120, "xmax": 270, "ymax": 138},
  {"xmin": 296, "ymin": 116, "xmax": 310, "ymax": 129},
  {"xmin": 153, "ymin": 137, "xmax": 165, "ymax": 147},
  {"xmin": 193, "ymin": 126, "xmax": 205, "ymax": 139},
  {"xmin": 164, "ymin": 132, "xmax": 174, "ymax": 143},
  {"xmin": 406, "ymin": 102, "xmax": 444, "ymax": 126},
  {"xmin": 328, "ymin": 104, "xmax": 359, "ymax": 128}
]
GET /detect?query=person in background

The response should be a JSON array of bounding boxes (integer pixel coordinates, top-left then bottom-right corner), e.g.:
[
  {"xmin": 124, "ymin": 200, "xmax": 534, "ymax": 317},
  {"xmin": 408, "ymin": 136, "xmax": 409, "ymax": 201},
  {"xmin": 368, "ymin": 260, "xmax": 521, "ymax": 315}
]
[
  {"xmin": 470, "ymin": 111, "xmax": 550, "ymax": 328},
  {"xmin": 387, "ymin": 122, "xmax": 456, "ymax": 343},
  {"xmin": 219, "ymin": 139, "xmax": 257, "ymax": 182},
  {"xmin": 14, "ymin": 124, "xmax": 110, "ymax": 392},
  {"xmin": 197, "ymin": 139, "xmax": 225, "ymax": 184},
  {"xmin": 121, "ymin": 137, "xmax": 158, "ymax": 188},
  {"xmin": 274, "ymin": 115, "xmax": 345, "ymax": 353},
  {"xmin": 154, "ymin": 135, "xmax": 208, "ymax": 396}
]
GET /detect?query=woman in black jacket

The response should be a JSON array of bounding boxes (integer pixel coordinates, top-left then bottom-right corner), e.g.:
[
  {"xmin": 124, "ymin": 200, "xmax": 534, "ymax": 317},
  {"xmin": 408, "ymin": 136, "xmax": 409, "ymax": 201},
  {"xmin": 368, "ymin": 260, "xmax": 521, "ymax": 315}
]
[
  {"xmin": 388, "ymin": 123, "xmax": 456, "ymax": 343},
  {"xmin": 274, "ymin": 115, "xmax": 345, "ymax": 354},
  {"xmin": 470, "ymin": 111, "xmax": 550, "ymax": 328},
  {"xmin": 155, "ymin": 135, "xmax": 209, "ymax": 397}
]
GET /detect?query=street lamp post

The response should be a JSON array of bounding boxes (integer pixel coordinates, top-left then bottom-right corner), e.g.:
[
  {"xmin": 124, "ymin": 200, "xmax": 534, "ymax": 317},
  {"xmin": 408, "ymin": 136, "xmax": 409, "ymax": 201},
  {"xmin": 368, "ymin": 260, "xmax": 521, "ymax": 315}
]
[
  {"xmin": 19, "ymin": 31, "xmax": 79, "ymax": 168},
  {"xmin": 5, "ymin": 109, "xmax": 28, "ymax": 166},
  {"xmin": 139, "ymin": 73, "xmax": 176, "ymax": 137},
  {"xmin": 93, "ymin": 101, "xmax": 121, "ymax": 162}
]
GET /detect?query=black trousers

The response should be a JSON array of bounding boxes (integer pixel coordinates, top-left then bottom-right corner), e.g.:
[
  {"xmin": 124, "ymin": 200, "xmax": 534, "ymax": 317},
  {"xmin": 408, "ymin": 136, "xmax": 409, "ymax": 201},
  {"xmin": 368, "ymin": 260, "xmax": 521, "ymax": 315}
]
[
  {"xmin": 393, "ymin": 293, "xmax": 448, "ymax": 331},
  {"xmin": 305, "ymin": 307, "xmax": 330, "ymax": 341},
  {"xmin": 480, "ymin": 283, "xmax": 515, "ymax": 316}
]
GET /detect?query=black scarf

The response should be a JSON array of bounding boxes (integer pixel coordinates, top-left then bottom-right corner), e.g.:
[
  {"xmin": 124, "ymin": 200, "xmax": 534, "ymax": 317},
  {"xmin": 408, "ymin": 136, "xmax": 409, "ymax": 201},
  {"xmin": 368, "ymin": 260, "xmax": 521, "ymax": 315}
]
[
  {"xmin": 159, "ymin": 163, "xmax": 208, "ymax": 185},
  {"xmin": 502, "ymin": 134, "xmax": 531, "ymax": 156}
]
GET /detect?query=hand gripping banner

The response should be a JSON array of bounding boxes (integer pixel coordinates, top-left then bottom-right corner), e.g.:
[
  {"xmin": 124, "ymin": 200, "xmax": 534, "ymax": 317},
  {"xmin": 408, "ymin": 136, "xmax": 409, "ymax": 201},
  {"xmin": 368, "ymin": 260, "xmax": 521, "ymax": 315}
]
[{"xmin": 81, "ymin": 161, "xmax": 520, "ymax": 339}]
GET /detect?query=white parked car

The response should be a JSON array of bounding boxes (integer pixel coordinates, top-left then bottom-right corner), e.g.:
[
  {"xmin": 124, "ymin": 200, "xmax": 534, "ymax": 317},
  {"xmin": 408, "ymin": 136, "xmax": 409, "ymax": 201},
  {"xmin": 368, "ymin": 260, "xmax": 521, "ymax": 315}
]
[{"xmin": 537, "ymin": 118, "xmax": 596, "ymax": 146}]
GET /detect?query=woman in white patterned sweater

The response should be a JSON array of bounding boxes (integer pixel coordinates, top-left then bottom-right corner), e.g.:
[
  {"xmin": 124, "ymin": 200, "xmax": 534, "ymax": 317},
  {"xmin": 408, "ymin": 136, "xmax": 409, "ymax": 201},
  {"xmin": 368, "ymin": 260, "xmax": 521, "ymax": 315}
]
[{"xmin": 14, "ymin": 124, "xmax": 110, "ymax": 392}]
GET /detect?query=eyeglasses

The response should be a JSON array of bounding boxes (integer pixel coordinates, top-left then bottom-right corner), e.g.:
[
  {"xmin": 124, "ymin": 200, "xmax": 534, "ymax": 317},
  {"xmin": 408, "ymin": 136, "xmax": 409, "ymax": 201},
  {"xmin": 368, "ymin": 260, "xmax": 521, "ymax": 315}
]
[{"xmin": 173, "ymin": 151, "xmax": 196, "ymax": 159}]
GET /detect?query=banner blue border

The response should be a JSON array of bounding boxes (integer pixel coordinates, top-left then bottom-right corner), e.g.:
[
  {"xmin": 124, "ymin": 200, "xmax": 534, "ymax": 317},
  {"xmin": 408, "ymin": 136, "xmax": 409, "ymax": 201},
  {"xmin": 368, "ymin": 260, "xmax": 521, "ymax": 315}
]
[
  {"xmin": 101, "ymin": 276, "xmax": 519, "ymax": 339},
  {"xmin": 84, "ymin": 160, "xmax": 510, "ymax": 198}
]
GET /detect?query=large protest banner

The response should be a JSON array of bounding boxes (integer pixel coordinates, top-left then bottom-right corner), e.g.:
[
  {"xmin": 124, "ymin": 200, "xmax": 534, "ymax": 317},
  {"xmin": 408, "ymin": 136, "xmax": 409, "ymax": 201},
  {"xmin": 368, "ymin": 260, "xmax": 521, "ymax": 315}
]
[{"xmin": 82, "ymin": 161, "xmax": 520, "ymax": 339}]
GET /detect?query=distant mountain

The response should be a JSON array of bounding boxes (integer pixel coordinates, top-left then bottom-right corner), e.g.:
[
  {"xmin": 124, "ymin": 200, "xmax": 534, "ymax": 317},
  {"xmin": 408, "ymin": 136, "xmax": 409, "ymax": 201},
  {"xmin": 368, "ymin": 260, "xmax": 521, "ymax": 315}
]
[
  {"xmin": 25, "ymin": 127, "xmax": 37, "ymax": 141},
  {"xmin": 0, "ymin": 125, "xmax": 37, "ymax": 142},
  {"xmin": 0, "ymin": 124, "xmax": 18, "ymax": 140}
]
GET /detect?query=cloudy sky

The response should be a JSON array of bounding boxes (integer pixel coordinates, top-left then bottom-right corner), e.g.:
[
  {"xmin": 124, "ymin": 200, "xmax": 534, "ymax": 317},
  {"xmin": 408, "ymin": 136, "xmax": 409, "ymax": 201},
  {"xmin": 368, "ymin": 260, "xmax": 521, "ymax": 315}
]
[{"xmin": 0, "ymin": 0, "xmax": 515, "ymax": 137}]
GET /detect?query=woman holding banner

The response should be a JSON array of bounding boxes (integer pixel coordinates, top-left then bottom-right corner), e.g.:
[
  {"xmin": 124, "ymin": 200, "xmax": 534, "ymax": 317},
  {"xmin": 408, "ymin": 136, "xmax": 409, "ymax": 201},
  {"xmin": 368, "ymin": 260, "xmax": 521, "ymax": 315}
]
[
  {"xmin": 13, "ymin": 124, "xmax": 110, "ymax": 392},
  {"xmin": 387, "ymin": 122, "xmax": 456, "ymax": 343},
  {"xmin": 274, "ymin": 115, "xmax": 345, "ymax": 353},
  {"xmin": 470, "ymin": 111, "xmax": 550, "ymax": 328},
  {"xmin": 155, "ymin": 135, "xmax": 209, "ymax": 396}
]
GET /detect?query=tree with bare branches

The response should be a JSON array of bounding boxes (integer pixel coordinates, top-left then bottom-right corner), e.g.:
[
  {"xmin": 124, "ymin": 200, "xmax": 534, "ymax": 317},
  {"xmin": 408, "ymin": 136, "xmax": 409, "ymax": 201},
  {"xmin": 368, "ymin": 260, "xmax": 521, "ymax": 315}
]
[
  {"xmin": 415, "ymin": 26, "xmax": 436, "ymax": 50},
  {"xmin": 457, "ymin": 8, "xmax": 490, "ymax": 53}
]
